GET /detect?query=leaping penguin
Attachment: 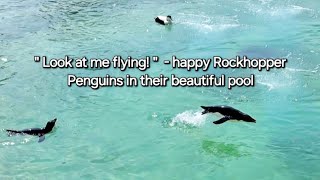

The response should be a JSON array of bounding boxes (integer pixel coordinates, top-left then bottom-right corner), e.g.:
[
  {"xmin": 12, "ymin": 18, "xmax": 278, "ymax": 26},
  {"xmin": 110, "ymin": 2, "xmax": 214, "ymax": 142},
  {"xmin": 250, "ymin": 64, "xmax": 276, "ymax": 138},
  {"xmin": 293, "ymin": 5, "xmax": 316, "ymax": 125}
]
[{"xmin": 201, "ymin": 106, "xmax": 256, "ymax": 124}]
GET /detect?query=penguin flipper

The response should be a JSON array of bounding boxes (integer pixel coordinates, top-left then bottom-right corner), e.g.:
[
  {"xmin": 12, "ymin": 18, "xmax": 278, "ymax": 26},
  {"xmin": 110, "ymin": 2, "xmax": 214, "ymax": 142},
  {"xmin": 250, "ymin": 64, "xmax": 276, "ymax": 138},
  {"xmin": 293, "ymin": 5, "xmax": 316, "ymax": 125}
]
[
  {"xmin": 38, "ymin": 135, "xmax": 45, "ymax": 143},
  {"xmin": 213, "ymin": 116, "xmax": 231, "ymax": 124}
]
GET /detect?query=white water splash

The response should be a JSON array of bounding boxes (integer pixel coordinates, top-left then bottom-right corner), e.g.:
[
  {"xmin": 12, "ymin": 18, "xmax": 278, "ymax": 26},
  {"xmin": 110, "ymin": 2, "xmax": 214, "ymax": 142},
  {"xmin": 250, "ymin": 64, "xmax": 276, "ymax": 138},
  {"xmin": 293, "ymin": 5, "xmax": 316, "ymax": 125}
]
[
  {"xmin": 182, "ymin": 22, "xmax": 239, "ymax": 32},
  {"xmin": 257, "ymin": 81, "xmax": 277, "ymax": 91},
  {"xmin": 177, "ymin": 13, "xmax": 240, "ymax": 33},
  {"xmin": 242, "ymin": 1, "xmax": 314, "ymax": 18},
  {"xmin": 169, "ymin": 110, "xmax": 207, "ymax": 127},
  {"xmin": 268, "ymin": 5, "xmax": 312, "ymax": 17},
  {"xmin": 1, "ymin": 57, "xmax": 8, "ymax": 62},
  {"xmin": 286, "ymin": 67, "xmax": 318, "ymax": 73},
  {"xmin": 1, "ymin": 141, "xmax": 15, "ymax": 146},
  {"xmin": 256, "ymin": 70, "xmax": 295, "ymax": 91}
]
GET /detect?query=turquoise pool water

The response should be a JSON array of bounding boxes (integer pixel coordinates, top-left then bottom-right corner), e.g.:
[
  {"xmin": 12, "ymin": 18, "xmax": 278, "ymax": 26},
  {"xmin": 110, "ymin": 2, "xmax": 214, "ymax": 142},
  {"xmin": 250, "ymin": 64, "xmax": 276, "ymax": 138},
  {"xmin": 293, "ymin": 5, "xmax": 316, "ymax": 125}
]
[{"xmin": 0, "ymin": 0, "xmax": 320, "ymax": 179}]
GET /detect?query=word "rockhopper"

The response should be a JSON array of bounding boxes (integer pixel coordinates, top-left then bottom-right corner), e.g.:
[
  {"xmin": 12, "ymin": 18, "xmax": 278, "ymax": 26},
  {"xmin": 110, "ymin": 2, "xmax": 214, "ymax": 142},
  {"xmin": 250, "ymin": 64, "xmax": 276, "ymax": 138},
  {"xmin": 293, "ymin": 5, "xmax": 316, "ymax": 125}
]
[{"xmin": 213, "ymin": 56, "xmax": 287, "ymax": 71}]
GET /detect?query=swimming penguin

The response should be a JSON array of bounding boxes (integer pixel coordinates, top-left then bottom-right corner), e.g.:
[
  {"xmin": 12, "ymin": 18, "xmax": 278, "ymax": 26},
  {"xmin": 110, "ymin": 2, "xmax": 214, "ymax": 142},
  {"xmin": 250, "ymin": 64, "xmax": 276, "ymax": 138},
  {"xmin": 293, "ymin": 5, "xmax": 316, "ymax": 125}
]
[
  {"xmin": 201, "ymin": 106, "xmax": 256, "ymax": 124},
  {"xmin": 155, "ymin": 15, "xmax": 172, "ymax": 25},
  {"xmin": 6, "ymin": 118, "xmax": 57, "ymax": 142}
]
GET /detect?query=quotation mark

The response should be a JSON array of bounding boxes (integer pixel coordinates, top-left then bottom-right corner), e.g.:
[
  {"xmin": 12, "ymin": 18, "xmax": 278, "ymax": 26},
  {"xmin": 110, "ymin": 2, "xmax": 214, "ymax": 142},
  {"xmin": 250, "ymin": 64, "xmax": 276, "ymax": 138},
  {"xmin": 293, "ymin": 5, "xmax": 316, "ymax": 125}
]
[
  {"xmin": 152, "ymin": 56, "xmax": 159, "ymax": 62},
  {"xmin": 34, "ymin": 56, "xmax": 40, "ymax": 62}
]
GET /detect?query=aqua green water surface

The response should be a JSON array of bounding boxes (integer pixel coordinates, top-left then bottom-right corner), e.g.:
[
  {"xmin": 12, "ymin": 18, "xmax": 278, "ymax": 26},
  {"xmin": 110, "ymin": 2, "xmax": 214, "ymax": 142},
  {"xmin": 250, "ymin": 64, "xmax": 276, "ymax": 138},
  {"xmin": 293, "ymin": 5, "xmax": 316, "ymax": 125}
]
[{"xmin": 0, "ymin": 0, "xmax": 320, "ymax": 179}]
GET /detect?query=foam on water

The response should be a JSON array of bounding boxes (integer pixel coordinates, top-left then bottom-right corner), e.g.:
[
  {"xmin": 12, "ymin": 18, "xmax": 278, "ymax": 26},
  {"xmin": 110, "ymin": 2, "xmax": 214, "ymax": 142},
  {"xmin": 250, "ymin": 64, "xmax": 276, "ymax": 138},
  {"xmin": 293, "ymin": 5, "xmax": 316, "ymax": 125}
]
[
  {"xmin": 243, "ymin": 1, "xmax": 314, "ymax": 18},
  {"xmin": 257, "ymin": 81, "xmax": 278, "ymax": 91},
  {"xmin": 268, "ymin": 5, "xmax": 313, "ymax": 17},
  {"xmin": 1, "ymin": 141, "xmax": 15, "ymax": 146},
  {"xmin": 0, "ymin": 129, "xmax": 32, "ymax": 146},
  {"xmin": 0, "ymin": 57, "xmax": 8, "ymax": 62},
  {"xmin": 286, "ymin": 67, "xmax": 318, "ymax": 73},
  {"xmin": 183, "ymin": 22, "xmax": 240, "ymax": 33},
  {"xmin": 256, "ymin": 70, "xmax": 296, "ymax": 91},
  {"xmin": 256, "ymin": 64, "xmax": 319, "ymax": 91},
  {"xmin": 177, "ymin": 13, "xmax": 240, "ymax": 33},
  {"xmin": 169, "ymin": 110, "xmax": 208, "ymax": 128}
]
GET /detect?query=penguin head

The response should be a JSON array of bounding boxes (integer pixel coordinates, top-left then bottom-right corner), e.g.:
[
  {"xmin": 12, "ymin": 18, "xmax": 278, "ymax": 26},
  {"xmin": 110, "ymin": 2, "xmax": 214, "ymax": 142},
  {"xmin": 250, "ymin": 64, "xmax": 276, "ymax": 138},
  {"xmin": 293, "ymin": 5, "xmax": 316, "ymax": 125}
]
[
  {"xmin": 201, "ymin": 106, "xmax": 210, "ymax": 115},
  {"xmin": 244, "ymin": 115, "xmax": 256, "ymax": 123},
  {"xmin": 44, "ymin": 118, "xmax": 57, "ymax": 132},
  {"xmin": 167, "ymin": 15, "xmax": 172, "ymax": 22}
]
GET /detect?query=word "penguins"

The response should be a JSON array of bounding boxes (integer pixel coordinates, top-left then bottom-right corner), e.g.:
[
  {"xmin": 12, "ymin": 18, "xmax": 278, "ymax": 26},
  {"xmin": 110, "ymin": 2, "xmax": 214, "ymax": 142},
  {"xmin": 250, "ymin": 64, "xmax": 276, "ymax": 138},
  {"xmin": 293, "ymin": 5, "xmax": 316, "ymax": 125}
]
[
  {"xmin": 155, "ymin": 15, "xmax": 172, "ymax": 25},
  {"xmin": 201, "ymin": 106, "xmax": 256, "ymax": 124},
  {"xmin": 6, "ymin": 118, "xmax": 57, "ymax": 142}
]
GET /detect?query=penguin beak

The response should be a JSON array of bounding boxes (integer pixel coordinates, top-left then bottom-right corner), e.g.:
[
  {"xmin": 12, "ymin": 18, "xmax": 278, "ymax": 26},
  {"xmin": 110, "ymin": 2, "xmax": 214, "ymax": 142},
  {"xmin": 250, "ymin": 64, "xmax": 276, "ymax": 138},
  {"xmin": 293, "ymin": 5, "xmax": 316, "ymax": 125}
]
[{"xmin": 250, "ymin": 118, "xmax": 256, "ymax": 123}]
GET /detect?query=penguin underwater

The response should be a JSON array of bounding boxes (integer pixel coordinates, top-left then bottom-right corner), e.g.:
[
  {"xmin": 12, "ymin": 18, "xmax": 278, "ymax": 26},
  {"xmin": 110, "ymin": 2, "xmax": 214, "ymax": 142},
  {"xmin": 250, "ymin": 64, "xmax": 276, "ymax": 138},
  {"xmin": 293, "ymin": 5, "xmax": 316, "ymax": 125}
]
[
  {"xmin": 6, "ymin": 118, "xmax": 57, "ymax": 142},
  {"xmin": 154, "ymin": 15, "xmax": 172, "ymax": 25},
  {"xmin": 201, "ymin": 106, "xmax": 256, "ymax": 124}
]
